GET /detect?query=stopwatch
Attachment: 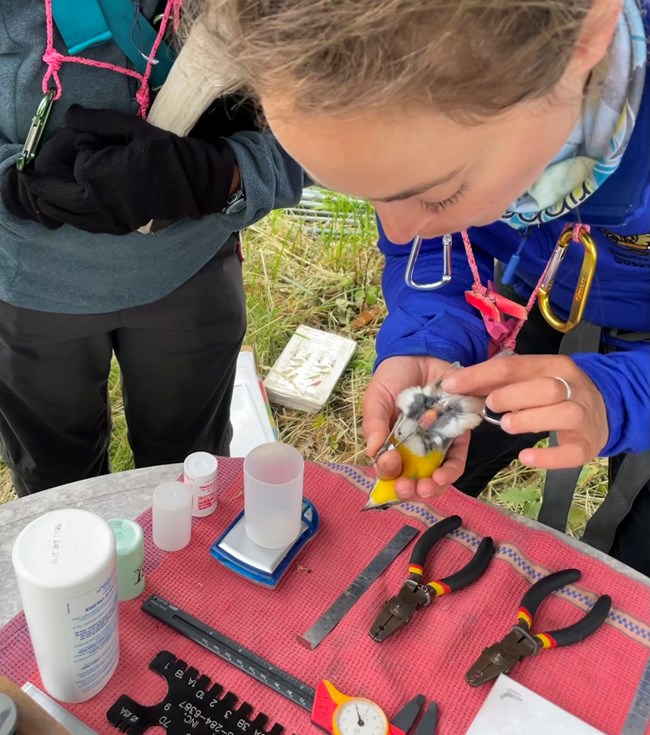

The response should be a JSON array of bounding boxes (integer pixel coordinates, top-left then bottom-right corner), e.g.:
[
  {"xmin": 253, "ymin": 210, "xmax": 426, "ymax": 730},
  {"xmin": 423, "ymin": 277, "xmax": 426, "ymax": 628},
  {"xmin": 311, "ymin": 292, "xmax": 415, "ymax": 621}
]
[{"xmin": 312, "ymin": 681, "xmax": 405, "ymax": 735}]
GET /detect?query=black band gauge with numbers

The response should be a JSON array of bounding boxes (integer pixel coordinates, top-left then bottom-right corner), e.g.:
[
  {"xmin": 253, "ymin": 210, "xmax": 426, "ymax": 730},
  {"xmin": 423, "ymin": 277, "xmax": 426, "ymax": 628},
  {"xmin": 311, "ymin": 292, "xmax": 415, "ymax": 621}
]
[{"xmin": 107, "ymin": 650, "xmax": 287, "ymax": 735}]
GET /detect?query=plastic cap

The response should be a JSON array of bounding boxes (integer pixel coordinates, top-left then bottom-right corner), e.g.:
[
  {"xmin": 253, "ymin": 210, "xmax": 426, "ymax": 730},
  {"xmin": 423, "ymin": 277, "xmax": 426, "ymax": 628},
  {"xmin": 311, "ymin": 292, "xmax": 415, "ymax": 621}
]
[
  {"xmin": 184, "ymin": 451, "xmax": 218, "ymax": 480},
  {"xmin": 108, "ymin": 518, "xmax": 143, "ymax": 556},
  {"xmin": 108, "ymin": 519, "xmax": 146, "ymax": 601},
  {"xmin": 11, "ymin": 509, "xmax": 115, "ymax": 590}
]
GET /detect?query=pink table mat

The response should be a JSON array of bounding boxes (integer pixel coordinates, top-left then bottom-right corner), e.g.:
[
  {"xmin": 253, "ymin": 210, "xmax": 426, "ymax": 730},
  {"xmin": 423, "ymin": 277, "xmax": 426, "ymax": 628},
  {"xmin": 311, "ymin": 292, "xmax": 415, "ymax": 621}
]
[{"xmin": 1, "ymin": 458, "xmax": 649, "ymax": 735}]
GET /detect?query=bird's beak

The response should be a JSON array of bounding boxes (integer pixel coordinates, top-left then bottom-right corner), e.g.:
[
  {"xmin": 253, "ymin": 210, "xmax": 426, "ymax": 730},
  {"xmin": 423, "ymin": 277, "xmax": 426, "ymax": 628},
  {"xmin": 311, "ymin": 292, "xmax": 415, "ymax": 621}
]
[
  {"xmin": 417, "ymin": 408, "xmax": 439, "ymax": 431},
  {"xmin": 362, "ymin": 496, "xmax": 401, "ymax": 512}
]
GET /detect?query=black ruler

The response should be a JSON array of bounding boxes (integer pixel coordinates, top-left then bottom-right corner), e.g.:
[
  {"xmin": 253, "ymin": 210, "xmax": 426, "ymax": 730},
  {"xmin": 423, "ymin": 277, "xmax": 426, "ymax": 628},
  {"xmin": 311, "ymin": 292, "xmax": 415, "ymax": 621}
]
[
  {"xmin": 297, "ymin": 525, "xmax": 419, "ymax": 649},
  {"xmin": 143, "ymin": 595, "xmax": 316, "ymax": 712}
]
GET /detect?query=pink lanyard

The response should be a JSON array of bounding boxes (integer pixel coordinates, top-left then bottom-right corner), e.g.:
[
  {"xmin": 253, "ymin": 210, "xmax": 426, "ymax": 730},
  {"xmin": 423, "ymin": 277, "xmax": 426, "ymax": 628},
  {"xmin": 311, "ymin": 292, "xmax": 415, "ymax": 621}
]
[
  {"xmin": 41, "ymin": 0, "xmax": 183, "ymax": 117},
  {"xmin": 461, "ymin": 224, "xmax": 590, "ymax": 356}
]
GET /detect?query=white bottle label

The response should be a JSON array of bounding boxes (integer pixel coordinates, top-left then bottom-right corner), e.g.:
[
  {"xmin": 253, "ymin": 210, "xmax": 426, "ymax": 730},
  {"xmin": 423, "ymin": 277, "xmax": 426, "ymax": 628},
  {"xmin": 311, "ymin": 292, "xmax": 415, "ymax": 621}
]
[
  {"xmin": 64, "ymin": 571, "xmax": 119, "ymax": 694},
  {"xmin": 196, "ymin": 478, "xmax": 218, "ymax": 511}
]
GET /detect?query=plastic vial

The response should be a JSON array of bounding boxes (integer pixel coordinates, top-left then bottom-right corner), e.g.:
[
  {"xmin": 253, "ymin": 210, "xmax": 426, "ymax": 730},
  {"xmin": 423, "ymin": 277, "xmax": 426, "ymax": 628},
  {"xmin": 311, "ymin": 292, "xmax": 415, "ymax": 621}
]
[
  {"xmin": 11, "ymin": 509, "xmax": 119, "ymax": 703},
  {"xmin": 183, "ymin": 451, "xmax": 218, "ymax": 517},
  {"xmin": 152, "ymin": 481, "xmax": 192, "ymax": 551}
]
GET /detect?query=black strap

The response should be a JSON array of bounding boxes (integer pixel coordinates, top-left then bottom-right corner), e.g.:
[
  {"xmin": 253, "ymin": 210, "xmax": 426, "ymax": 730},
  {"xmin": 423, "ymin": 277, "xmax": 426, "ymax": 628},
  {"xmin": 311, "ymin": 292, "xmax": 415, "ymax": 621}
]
[
  {"xmin": 537, "ymin": 434, "xmax": 583, "ymax": 532},
  {"xmin": 606, "ymin": 329, "xmax": 650, "ymax": 343},
  {"xmin": 537, "ymin": 321, "xmax": 602, "ymax": 531},
  {"xmin": 538, "ymin": 321, "xmax": 650, "ymax": 554},
  {"xmin": 581, "ymin": 451, "xmax": 650, "ymax": 552}
]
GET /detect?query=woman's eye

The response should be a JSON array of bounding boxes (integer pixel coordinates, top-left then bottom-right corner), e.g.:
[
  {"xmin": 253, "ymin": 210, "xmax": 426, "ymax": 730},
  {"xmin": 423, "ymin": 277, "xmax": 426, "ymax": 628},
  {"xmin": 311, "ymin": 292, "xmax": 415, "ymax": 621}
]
[{"xmin": 420, "ymin": 185, "xmax": 467, "ymax": 213}]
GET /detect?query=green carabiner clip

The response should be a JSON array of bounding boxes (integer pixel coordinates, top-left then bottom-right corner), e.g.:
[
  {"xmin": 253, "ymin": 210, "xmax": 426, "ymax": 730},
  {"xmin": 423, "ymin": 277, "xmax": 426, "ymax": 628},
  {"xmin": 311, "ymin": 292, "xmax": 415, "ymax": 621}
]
[{"xmin": 16, "ymin": 90, "xmax": 56, "ymax": 172}]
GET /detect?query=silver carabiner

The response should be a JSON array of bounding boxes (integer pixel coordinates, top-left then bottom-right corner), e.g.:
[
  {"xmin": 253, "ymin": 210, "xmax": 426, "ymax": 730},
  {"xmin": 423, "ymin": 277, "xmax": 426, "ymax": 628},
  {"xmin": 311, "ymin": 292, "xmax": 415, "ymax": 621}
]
[{"xmin": 404, "ymin": 233, "xmax": 453, "ymax": 290}]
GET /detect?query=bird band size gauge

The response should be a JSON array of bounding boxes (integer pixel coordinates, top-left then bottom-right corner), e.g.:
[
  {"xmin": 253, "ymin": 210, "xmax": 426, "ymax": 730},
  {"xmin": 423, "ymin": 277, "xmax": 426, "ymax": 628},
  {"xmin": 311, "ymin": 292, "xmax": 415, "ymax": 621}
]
[{"xmin": 106, "ymin": 650, "xmax": 285, "ymax": 735}]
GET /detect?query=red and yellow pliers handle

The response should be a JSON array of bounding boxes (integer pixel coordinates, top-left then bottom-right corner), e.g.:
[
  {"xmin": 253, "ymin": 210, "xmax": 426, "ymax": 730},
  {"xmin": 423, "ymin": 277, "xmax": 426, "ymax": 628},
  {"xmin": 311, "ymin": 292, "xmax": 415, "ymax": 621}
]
[
  {"xmin": 370, "ymin": 516, "xmax": 494, "ymax": 642},
  {"xmin": 408, "ymin": 515, "xmax": 494, "ymax": 596},
  {"xmin": 516, "ymin": 568, "xmax": 612, "ymax": 649}
]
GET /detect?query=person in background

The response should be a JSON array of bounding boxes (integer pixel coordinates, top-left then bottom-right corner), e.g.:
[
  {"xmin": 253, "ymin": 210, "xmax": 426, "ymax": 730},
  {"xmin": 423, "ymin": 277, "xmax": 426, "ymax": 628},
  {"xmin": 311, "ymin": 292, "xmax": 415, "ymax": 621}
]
[
  {"xmin": 0, "ymin": 0, "xmax": 303, "ymax": 495},
  {"xmin": 206, "ymin": 0, "xmax": 649, "ymax": 572}
]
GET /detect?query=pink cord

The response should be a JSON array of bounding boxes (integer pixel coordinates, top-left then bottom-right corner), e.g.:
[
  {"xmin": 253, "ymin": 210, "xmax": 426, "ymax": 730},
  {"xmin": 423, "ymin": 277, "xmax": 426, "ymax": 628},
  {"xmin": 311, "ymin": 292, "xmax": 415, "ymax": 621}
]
[
  {"xmin": 42, "ymin": 0, "xmax": 180, "ymax": 117},
  {"xmin": 503, "ymin": 260, "xmax": 551, "ymax": 351},
  {"xmin": 461, "ymin": 230, "xmax": 487, "ymax": 297},
  {"xmin": 460, "ymin": 223, "xmax": 591, "ymax": 354}
]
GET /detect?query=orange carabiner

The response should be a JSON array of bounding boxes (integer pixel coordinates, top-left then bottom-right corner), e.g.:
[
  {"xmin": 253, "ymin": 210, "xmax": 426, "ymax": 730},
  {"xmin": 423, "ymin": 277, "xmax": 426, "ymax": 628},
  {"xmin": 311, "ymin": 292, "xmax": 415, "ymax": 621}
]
[{"xmin": 537, "ymin": 227, "xmax": 598, "ymax": 333}]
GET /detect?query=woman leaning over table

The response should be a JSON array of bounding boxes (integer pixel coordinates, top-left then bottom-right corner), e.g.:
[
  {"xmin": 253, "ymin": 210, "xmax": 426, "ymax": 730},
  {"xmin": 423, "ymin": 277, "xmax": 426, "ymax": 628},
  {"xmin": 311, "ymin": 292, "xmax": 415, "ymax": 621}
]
[{"xmin": 206, "ymin": 0, "xmax": 650, "ymax": 571}]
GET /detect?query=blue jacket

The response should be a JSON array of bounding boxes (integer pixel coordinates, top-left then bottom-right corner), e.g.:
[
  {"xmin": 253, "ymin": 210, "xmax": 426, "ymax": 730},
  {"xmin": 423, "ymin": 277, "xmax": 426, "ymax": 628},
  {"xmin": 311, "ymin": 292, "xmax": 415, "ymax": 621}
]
[{"xmin": 376, "ymin": 53, "xmax": 650, "ymax": 457}]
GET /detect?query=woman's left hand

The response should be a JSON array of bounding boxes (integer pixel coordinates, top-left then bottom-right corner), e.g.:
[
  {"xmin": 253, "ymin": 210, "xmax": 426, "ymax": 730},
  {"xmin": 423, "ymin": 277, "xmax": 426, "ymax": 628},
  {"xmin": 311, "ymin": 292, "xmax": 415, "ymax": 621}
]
[{"xmin": 441, "ymin": 354, "xmax": 609, "ymax": 469}]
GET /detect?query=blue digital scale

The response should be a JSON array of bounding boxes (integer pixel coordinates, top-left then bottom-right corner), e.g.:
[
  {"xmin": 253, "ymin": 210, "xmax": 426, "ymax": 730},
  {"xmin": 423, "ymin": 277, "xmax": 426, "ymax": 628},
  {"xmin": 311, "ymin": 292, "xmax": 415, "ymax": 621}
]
[{"xmin": 210, "ymin": 499, "xmax": 320, "ymax": 589}]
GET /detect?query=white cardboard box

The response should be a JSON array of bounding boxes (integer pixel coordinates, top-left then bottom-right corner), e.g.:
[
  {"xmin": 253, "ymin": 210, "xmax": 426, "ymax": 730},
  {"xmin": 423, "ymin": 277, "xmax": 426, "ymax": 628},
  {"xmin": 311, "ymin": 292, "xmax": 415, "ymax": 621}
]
[{"xmin": 263, "ymin": 325, "xmax": 357, "ymax": 413}]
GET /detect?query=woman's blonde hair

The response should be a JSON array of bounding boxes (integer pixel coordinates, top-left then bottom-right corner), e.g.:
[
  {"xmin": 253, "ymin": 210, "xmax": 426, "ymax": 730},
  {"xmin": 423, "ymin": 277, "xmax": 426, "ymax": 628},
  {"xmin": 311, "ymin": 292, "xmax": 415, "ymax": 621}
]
[{"xmin": 204, "ymin": 0, "xmax": 594, "ymax": 119}]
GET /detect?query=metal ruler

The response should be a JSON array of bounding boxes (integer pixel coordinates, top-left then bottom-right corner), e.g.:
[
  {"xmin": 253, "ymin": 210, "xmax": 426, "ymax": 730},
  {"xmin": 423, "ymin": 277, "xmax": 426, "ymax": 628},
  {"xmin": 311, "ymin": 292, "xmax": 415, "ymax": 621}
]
[
  {"xmin": 622, "ymin": 652, "xmax": 650, "ymax": 735},
  {"xmin": 297, "ymin": 524, "xmax": 419, "ymax": 649},
  {"xmin": 142, "ymin": 595, "xmax": 316, "ymax": 712},
  {"xmin": 21, "ymin": 682, "xmax": 99, "ymax": 735}
]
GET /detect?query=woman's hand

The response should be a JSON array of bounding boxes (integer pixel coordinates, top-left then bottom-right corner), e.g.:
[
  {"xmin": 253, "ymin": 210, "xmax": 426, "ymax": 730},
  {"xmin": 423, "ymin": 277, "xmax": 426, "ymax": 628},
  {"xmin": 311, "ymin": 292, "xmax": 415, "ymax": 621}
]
[
  {"xmin": 442, "ymin": 353, "xmax": 609, "ymax": 468},
  {"xmin": 363, "ymin": 355, "xmax": 469, "ymax": 499}
]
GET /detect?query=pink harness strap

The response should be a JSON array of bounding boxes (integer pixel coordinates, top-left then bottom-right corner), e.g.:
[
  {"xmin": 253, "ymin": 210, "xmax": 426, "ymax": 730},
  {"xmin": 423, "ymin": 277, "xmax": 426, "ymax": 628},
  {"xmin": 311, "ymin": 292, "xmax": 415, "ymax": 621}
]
[{"xmin": 461, "ymin": 225, "xmax": 591, "ymax": 356}]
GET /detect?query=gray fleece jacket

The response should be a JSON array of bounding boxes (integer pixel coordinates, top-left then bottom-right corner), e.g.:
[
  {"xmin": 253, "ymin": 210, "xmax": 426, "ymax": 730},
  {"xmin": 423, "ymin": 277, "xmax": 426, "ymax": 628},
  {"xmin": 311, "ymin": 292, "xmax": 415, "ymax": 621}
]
[{"xmin": 0, "ymin": 1, "xmax": 304, "ymax": 313}]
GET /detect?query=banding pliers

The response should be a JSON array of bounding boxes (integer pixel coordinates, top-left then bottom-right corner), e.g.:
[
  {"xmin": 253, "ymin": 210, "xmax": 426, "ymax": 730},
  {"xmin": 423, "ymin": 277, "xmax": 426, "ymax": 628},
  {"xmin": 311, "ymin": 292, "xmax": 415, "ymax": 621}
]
[
  {"xmin": 465, "ymin": 568, "xmax": 612, "ymax": 686},
  {"xmin": 370, "ymin": 515, "xmax": 494, "ymax": 642}
]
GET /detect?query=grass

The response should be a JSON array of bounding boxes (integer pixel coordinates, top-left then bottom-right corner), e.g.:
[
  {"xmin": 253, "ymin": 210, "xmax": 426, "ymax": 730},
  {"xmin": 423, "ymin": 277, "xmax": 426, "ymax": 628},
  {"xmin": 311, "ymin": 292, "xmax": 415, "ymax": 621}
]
[{"xmin": 0, "ymin": 192, "xmax": 608, "ymax": 535}]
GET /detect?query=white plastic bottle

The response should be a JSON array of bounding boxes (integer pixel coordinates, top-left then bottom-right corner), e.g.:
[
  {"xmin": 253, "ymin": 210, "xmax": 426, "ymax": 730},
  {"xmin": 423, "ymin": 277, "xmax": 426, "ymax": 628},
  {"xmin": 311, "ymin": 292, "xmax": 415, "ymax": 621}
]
[
  {"xmin": 11, "ymin": 509, "xmax": 119, "ymax": 703},
  {"xmin": 183, "ymin": 451, "xmax": 218, "ymax": 517}
]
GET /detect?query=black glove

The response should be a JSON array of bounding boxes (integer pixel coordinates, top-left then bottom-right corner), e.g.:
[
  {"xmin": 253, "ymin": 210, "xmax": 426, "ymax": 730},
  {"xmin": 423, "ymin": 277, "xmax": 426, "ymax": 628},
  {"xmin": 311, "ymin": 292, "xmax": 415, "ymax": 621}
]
[
  {"xmin": 1, "ymin": 128, "xmax": 82, "ymax": 230},
  {"xmin": 1, "ymin": 105, "xmax": 237, "ymax": 235}
]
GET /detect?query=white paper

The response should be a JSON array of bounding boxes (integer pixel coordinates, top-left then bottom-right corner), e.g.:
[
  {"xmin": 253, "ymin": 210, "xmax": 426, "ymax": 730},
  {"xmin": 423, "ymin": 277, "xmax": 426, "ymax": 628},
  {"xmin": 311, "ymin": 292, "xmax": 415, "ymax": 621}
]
[
  {"xmin": 465, "ymin": 676, "xmax": 606, "ymax": 735},
  {"xmin": 229, "ymin": 351, "xmax": 277, "ymax": 457}
]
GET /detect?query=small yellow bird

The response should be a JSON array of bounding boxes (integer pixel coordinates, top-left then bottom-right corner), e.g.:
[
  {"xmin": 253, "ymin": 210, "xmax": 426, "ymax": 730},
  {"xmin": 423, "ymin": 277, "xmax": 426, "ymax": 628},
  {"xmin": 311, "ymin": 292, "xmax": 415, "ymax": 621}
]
[{"xmin": 363, "ymin": 378, "xmax": 484, "ymax": 511}]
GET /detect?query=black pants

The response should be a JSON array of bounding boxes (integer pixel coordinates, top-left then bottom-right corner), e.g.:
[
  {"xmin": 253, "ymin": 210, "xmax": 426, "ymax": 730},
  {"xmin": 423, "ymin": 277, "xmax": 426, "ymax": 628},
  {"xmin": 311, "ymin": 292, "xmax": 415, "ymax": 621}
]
[
  {"xmin": 455, "ymin": 299, "xmax": 650, "ymax": 577},
  {"xmin": 0, "ymin": 236, "xmax": 246, "ymax": 496}
]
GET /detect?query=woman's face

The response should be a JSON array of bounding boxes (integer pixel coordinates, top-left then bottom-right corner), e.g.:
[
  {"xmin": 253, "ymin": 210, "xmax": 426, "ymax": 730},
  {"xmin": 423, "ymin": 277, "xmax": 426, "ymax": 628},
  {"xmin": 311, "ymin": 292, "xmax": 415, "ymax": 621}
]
[{"xmin": 262, "ymin": 92, "xmax": 582, "ymax": 243}]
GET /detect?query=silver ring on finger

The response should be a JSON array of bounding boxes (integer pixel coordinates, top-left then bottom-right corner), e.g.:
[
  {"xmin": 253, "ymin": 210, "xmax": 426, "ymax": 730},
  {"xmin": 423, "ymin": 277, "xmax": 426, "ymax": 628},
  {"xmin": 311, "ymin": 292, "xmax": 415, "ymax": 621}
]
[{"xmin": 553, "ymin": 375, "xmax": 572, "ymax": 402}]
